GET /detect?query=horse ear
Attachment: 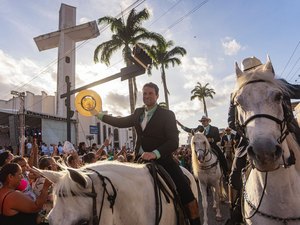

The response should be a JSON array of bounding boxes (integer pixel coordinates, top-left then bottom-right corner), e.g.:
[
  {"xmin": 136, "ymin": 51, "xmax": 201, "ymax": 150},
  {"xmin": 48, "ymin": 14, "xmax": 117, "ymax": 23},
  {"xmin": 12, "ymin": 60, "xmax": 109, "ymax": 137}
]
[
  {"xmin": 235, "ymin": 62, "xmax": 243, "ymax": 78},
  {"xmin": 68, "ymin": 168, "xmax": 87, "ymax": 188},
  {"xmin": 264, "ymin": 55, "xmax": 275, "ymax": 75},
  {"xmin": 32, "ymin": 166, "xmax": 63, "ymax": 184}
]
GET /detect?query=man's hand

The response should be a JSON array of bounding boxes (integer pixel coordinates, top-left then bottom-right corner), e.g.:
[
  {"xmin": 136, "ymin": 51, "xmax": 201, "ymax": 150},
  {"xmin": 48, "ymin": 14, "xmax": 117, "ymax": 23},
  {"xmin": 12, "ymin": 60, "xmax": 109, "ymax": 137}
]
[{"xmin": 141, "ymin": 152, "xmax": 157, "ymax": 161}]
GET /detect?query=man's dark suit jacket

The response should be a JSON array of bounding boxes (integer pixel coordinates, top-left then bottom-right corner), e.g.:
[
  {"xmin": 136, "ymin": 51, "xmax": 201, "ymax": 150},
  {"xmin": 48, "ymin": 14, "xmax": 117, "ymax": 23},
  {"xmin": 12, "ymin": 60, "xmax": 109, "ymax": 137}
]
[
  {"xmin": 205, "ymin": 125, "xmax": 221, "ymax": 144},
  {"xmin": 180, "ymin": 124, "xmax": 220, "ymax": 144},
  {"xmin": 102, "ymin": 105, "xmax": 179, "ymax": 160}
]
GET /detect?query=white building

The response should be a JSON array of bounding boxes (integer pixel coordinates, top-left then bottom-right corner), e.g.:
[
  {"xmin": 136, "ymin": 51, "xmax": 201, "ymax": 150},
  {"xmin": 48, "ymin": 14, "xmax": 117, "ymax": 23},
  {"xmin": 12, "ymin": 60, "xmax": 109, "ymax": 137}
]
[{"xmin": 0, "ymin": 91, "xmax": 132, "ymax": 153}]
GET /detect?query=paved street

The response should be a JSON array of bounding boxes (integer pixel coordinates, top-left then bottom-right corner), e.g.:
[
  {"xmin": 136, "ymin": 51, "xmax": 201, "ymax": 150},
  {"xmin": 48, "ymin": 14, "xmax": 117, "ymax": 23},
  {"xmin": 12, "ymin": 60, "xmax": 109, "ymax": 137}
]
[{"xmin": 198, "ymin": 187, "xmax": 231, "ymax": 225}]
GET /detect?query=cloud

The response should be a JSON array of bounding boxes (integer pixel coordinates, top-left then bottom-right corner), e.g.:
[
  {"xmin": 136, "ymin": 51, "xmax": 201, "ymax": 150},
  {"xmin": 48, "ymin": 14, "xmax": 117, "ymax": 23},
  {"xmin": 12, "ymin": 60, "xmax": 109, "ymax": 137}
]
[
  {"xmin": 221, "ymin": 37, "xmax": 241, "ymax": 56},
  {"xmin": 0, "ymin": 50, "xmax": 56, "ymax": 99},
  {"xmin": 105, "ymin": 92, "xmax": 131, "ymax": 115},
  {"xmin": 181, "ymin": 56, "xmax": 214, "ymax": 89}
]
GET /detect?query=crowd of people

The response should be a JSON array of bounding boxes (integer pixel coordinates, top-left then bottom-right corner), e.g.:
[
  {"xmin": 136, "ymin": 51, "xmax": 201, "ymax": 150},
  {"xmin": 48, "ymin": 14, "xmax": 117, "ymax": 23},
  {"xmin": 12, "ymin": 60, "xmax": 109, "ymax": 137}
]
[{"xmin": 0, "ymin": 136, "xmax": 138, "ymax": 225}]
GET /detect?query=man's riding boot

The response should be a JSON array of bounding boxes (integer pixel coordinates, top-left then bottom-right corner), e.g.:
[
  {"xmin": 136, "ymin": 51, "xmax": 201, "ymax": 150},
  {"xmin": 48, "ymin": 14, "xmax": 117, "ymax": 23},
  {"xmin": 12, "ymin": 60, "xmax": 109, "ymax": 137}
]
[{"xmin": 184, "ymin": 199, "xmax": 202, "ymax": 225}]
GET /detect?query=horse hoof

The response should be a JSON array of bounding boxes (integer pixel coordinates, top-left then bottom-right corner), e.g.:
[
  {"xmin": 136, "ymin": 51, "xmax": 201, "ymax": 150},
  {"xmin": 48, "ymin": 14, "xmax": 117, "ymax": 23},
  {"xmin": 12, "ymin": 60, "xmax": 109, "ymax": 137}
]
[{"xmin": 216, "ymin": 216, "xmax": 223, "ymax": 221}]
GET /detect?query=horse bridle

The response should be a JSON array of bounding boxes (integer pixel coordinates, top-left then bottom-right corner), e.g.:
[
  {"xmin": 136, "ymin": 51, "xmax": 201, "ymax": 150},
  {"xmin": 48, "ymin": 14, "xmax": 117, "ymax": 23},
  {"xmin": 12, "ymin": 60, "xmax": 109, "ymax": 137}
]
[
  {"xmin": 193, "ymin": 138, "xmax": 218, "ymax": 170},
  {"xmin": 233, "ymin": 79, "xmax": 295, "ymax": 168},
  {"xmin": 195, "ymin": 146, "xmax": 210, "ymax": 161},
  {"xmin": 58, "ymin": 168, "xmax": 117, "ymax": 225}
]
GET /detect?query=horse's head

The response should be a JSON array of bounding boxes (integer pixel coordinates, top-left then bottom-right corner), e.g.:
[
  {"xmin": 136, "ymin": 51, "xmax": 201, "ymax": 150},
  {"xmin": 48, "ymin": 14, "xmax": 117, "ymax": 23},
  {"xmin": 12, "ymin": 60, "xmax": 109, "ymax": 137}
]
[
  {"xmin": 35, "ymin": 167, "xmax": 97, "ymax": 225},
  {"xmin": 191, "ymin": 132, "xmax": 210, "ymax": 163},
  {"xmin": 233, "ymin": 56, "xmax": 291, "ymax": 171}
]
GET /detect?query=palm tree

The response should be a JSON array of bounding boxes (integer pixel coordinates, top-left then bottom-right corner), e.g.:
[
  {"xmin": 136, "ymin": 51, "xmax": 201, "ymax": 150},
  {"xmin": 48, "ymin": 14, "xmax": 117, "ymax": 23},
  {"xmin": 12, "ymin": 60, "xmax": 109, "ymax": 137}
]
[
  {"xmin": 94, "ymin": 8, "xmax": 162, "ymax": 113},
  {"xmin": 146, "ymin": 39, "xmax": 186, "ymax": 109},
  {"xmin": 190, "ymin": 82, "xmax": 215, "ymax": 116}
]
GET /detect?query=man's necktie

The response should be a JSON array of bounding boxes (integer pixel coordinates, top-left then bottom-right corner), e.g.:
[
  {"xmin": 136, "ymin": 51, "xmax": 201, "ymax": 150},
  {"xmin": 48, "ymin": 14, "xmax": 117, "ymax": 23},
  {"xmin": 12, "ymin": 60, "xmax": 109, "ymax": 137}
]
[{"xmin": 141, "ymin": 111, "xmax": 148, "ymax": 130}]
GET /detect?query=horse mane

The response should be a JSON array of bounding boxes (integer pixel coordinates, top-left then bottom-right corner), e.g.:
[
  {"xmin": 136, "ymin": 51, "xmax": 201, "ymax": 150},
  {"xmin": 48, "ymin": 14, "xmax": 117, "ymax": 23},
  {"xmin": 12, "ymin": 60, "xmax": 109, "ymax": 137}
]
[
  {"xmin": 191, "ymin": 132, "xmax": 211, "ymax": 179},
  {"xmin": 286, "ymin": 133, "xmax": 300, "ymax": 155},
  {"xmin": 52, "ymin": 169, "xmax": 91, "ymax": 202}
]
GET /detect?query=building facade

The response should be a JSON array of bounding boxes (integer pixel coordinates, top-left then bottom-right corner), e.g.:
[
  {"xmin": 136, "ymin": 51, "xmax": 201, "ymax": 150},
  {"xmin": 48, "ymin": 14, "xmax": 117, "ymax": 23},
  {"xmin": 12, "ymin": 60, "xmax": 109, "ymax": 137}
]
[{"xmin": 0, "ymin": 91, "xmax": 132, "ymax": 153}]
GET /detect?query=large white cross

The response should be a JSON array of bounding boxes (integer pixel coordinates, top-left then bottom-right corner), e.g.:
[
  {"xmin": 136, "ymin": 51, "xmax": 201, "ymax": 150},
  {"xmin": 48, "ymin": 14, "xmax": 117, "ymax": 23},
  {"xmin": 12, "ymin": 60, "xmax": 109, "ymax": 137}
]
[{"xmin": 34, "ymin": 3, "xmax": 100, "ymax": 118}]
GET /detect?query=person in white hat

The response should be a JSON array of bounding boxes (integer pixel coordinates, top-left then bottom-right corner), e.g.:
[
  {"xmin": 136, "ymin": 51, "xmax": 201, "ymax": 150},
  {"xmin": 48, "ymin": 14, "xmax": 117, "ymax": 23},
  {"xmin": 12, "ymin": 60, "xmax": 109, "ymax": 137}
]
[
  {"xmin": 225, "ymin": 56, "xmax": 300, "ymax": 225},
  {"xmin": 177, "ymin": 116, "xmax": 229, "ymax": 180}
]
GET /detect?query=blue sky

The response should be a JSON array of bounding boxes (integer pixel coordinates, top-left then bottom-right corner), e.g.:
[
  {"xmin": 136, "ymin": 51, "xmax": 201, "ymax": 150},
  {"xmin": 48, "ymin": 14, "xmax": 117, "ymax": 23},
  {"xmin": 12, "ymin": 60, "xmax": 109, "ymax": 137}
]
[{"xmin": 0, "ymin": 0, "xmax": 300, "ymax": 144}]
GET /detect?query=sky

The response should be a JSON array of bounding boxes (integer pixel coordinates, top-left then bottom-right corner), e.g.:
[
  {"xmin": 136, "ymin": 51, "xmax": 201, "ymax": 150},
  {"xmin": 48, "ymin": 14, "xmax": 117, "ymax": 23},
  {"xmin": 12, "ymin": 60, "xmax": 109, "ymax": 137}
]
[{"xmin": 0, "ymin": 0, "xmax": 300, "ymax": 144}]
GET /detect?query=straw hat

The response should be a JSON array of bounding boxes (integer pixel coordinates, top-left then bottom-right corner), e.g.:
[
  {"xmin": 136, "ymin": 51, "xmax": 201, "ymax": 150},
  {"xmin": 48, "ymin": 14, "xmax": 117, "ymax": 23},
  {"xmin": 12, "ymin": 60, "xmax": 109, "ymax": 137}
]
[
  {"xmin": 75, "ymin": 89, "xmax": 102, "ymax": 117},
  {"xmin": 199, "ymin": 116, "xmax": 211, "ymax": 123},
  {"xmin": 241, "ymin": 56, "xmax": 262, "ymax": 71}
]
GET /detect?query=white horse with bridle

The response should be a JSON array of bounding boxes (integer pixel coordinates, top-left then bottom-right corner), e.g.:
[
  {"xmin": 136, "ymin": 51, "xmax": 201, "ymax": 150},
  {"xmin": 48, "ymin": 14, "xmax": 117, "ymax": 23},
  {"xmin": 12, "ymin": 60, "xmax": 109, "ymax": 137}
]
[
  {"xmin": 232, "ymin": 56, "xmax": 300, "ymax": 225},
  {"xmin": 35, "ymin": 160, "xmax": 198, "ymax": 225},
  {"xmin": 191, "ymin": 132, "xmax": 224, "ymax": 225}
]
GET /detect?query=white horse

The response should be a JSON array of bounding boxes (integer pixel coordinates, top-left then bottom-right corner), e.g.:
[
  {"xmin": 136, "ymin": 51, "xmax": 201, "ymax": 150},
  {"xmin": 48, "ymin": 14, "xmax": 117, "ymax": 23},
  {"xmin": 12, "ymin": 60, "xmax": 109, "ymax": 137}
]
[
  {"xmin": 35, "ymin": 161, "xmax": 198, "ymax": 225},
  {"xmin": 233, "ymin": 56, "xmax": 300, "ymax": 225},
  {"xmin": 191, "ymin": 132, "xmax": 224, "ymax": 225}
]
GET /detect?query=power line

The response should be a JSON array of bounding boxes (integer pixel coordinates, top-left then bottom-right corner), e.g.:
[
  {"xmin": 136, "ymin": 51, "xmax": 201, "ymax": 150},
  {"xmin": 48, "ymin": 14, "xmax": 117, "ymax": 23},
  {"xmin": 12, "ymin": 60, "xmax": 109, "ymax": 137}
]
[
  {"xmin": 288, "ymin": 64, "xmax": 300, "ymax": 83},
  {"xmin": 284, "ymin": 54, "xmax": 300, "ymax": 82},
  {"xmin": 165, "ymin": 0, "xmax": 209, "ymax": 32},
  {"xmin": 148, "ymin": 0, "xmax": 183, "ymax": 27},
  {"xmin": 280, "ymin": 40, "xmax": 300, "ymax": 79}
]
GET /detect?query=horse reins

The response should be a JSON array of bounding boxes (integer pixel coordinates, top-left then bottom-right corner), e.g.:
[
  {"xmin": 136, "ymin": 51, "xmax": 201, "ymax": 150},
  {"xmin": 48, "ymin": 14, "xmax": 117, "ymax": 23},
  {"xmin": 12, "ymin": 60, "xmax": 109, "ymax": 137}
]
[
  {"xmin": 58, "ymin": 168, "xmax": 117, "ymax": 225},
  {"xmin": 242, "ymin": 168, "xmax": 300, "ymax": 225},
  {"xmin": 241, "ymin": 166, "xmax": 268, "ymax": 220},
  {"xmin": 85, "ymin": 168, "xmax": 117, "ymax": 225},
  {"xmin": 234, "ymin": 79, "xmax": 299, "ymax": 224},
  {"xmin": 195, "ymin": 145, "xmax": 219, "ymax": 170}
]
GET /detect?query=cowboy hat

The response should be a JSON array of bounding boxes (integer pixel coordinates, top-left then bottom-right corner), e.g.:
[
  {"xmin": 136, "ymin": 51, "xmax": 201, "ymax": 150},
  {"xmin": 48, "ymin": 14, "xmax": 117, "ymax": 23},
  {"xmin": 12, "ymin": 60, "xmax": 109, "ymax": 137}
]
[
  {"xmin": 75, "ymin": 89, "xmax": 102, "ymax": 117},
  {"xmin": 199, "ymin": 115, "xmax": 211, "ymax": 122},
  {"xmin": 241, "ymin": 56, "xmax": 262, "ymax": 71}
]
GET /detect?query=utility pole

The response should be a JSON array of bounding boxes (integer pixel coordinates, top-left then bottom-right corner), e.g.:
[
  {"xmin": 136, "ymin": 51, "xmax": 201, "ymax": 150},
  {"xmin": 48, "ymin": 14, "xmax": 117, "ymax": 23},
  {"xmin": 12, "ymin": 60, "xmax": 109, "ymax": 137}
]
[{"xmin": 11, "ymin": 91, "xmax": 25, "ymax": 156}]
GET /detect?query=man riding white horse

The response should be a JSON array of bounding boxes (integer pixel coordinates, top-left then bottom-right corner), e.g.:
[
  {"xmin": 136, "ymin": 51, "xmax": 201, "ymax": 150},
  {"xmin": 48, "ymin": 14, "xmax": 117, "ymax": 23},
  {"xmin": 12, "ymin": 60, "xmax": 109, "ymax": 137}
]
[
  {"xmin": 225, "ymin": 56, "xmax": 300, "ymax": 225},
  {"xmin": 177, "ymin": 116, "xmax": 229, "ymax": 182},
  {"xmin": 96, "ymin": 82, "xmax": 201, "ymax": 225}
]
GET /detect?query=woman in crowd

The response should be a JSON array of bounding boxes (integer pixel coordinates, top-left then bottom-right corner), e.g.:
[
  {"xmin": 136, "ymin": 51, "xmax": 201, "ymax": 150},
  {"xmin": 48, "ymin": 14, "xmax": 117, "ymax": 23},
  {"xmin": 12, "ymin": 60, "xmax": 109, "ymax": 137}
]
[
  {"xmin": 0, "ymin": 151, "xmax": 14, "ymax": 168},
  {"xmin": 0, "ymin": 163, "xmax": 51, "ymax": 225}
]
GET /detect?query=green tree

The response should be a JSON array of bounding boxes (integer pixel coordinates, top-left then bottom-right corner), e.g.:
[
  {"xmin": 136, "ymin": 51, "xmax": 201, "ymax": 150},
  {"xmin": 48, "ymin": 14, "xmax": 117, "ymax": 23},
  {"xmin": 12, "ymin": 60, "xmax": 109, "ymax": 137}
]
[
  {"xmin": 190, "ymin": 82, "xmax": 215, "ymax": 116},
  {"xmin": 94, "ymin": 8, "xmax": 162, "ymax": 113},
  {"xmin": 146, "ymin": 39, "xmax": 186, "ymax": 109}
]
